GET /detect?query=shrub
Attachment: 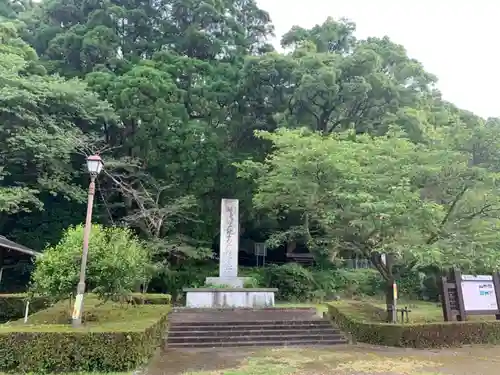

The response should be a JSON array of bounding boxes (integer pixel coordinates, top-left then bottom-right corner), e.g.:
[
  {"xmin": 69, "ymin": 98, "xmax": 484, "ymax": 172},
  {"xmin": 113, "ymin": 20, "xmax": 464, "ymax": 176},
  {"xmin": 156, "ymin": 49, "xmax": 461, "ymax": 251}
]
[
  {"xmin": 152, "ymin": 262, "xmax": 218, "ymax": 301},
  {"xmin": 244, "ymin": 264, "xmax": 387, "ymax": 301},
  {"xmin": 328, "ymin": 301, "xmax": 500, "ymax": 348},
  {"xmin": 240, "ymin": 267, "xmax": 266, "ymax": 286},
  {"xmin": 263, "ymin": 263, "xmax": 315, "ymax": 301},
  {"xmin": 395, "ymin": 269, "xmax": 425, "ymax": 299},
  {"xmin": 243, "ymin": 277, "xmax": 260, "ymax": 288},
  {"xmin": 31, "ymin": 224, "xmax": 153, "ymax": 301},
  {"xmin": 131, "ymin": 293, "xmax": 171, "ymax": 305},
  {"xmin": 421, "ymin": 273, "xmax": 441, "ymax": 301},
  {"xmin": 320, "ymin": 269, "xmax": 385, "ymax": 297},
  {"xmin": 0, "ymin": 294, "xmax": 50, "ymax": 323},
  {"xmin": 0, "ymin": 295, "xmax": 171, "ymax": 373}
]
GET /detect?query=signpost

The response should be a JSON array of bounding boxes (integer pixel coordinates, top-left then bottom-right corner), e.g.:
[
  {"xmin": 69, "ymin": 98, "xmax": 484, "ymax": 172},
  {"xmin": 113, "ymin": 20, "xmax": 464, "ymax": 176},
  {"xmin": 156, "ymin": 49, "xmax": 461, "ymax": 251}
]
[
  {"xmin": 254, "ymin": 242, "xmax": 267, "ymax": 267},
  {"xmin": 441, "ymin": 269, "xmax": 500, "ymax": 321},
  {"xmin": 391, "ymin": 281, "xmax": 398, "ymax": 323}
]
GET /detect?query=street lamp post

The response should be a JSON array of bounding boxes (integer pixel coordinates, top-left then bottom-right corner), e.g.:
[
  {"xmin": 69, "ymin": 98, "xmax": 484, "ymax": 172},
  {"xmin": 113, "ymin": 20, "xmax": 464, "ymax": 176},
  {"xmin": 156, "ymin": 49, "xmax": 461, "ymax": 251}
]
[{"xmin": 72, "ymin": 154, "xmax": 103, "ymax": 328}]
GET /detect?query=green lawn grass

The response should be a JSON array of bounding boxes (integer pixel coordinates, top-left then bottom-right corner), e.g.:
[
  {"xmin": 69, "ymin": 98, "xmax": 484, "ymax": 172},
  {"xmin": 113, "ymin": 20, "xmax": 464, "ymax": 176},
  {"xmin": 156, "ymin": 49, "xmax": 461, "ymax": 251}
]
[
  {"xmin": 275, "ymin": 302, "xmax": 328, "ymax": 315},
  {"xmin": 330, "ymin": 298, "xmax": 498, "ymax": 323},
  {"xmin": 278, "ymin": 299, "xmax": 445, "ymax": 322},
  {"xmin": 0, "ymin": 294, "xmax": 168, "ymax": 332}
]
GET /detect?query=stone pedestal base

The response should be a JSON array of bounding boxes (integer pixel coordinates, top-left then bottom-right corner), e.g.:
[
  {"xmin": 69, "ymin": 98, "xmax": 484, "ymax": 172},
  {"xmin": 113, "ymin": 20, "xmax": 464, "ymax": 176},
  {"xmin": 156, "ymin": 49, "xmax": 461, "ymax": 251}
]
[
  {"xmin": 205, "ymin": 276, "xmax": 252, "ymax": 288},
  {"xmin": 184, "ymin": 288, "xmax": 277, "ymax": 308}
]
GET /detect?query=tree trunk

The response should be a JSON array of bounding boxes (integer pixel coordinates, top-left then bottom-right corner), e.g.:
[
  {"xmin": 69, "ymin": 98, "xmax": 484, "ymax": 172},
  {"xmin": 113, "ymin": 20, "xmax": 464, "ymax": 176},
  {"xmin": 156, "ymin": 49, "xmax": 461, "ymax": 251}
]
[
  {"xmin": 385, "ymin": 278, "xmax": 396, "ymax": 322},
  {"xmin": 370, "ymin": 251, "xmax": 396, "ymax": 322},
  {"xmin": 383, "ymin": 254, "xmax": 396, "ymax": 322}
]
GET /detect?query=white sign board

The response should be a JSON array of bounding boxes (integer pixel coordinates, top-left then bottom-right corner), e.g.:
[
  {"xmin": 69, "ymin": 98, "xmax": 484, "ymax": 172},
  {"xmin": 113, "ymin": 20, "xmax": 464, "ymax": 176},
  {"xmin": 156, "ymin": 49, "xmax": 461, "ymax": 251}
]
[
  {"xmin": 461, "ymin": 280, "xmax": 498, "ymax": 311},
  {"xmin": 254, "ymin": 242, "xmax": 267, "ymax": 256}
]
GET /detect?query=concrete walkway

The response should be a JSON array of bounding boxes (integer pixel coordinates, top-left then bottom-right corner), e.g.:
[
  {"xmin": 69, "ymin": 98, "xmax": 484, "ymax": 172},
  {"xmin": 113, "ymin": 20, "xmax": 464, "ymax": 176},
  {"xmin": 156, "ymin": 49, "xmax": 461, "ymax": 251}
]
[{"xmin": 146, "ymin": 344, "xmax": 500, "ymax": 375}]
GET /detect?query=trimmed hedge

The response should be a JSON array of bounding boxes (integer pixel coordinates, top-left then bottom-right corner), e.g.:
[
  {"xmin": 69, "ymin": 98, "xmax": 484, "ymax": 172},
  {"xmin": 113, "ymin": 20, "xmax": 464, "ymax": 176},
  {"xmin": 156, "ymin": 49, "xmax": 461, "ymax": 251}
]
[
  {"xmin": 328, "ymin": 302, "xmax": 500, "ymax": 348},
  {"xmin": 130, "ymin": 292, "xmax": 171, "ymax": 305},
  {"xmin": 0, "ymin": 294, "xmax": 50, "ymax": 323},
  {"xmin": 0, "ymin": 294, "xmax": 171, "ymax": 373}
]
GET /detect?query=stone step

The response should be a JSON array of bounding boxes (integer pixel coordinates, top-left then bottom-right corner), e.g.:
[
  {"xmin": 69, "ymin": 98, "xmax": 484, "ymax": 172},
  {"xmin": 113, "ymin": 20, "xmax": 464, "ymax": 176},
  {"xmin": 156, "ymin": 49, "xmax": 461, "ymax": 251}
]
[
  {"xmin": 168, "ymin": 333, "xmax": 346, "ymax": 344},
  {"xmin": 168, "ymin": 327, "xmax": 342, "ymax": 337},
  {"xmin": 168, "ymin": 320, "xmax": 331, "ymax": 327},
  {"xmin": 168, "ymin": 323, "xmax": 334, "ymax": 332},
  {"xmin": 168, "ymin": 308, "xmax": 319, "ymax": 323},
  {"xmin": 172, "ymin": 307, "xmax": 317, "ymax": 313},
  {"xmin": 166, "ymin": 308, "xmax": 348, "ymax": 348},
  {"xmin": 166, "ymin": 338, "xmax": 349, "ymax": 348}
]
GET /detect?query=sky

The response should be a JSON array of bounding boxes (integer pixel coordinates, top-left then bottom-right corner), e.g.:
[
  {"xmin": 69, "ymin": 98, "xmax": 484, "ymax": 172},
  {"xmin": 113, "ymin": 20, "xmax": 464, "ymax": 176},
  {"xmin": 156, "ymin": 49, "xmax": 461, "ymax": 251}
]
[{"xmin": 256, "ymin": 0, "xmax": 499, "ymax": 119}]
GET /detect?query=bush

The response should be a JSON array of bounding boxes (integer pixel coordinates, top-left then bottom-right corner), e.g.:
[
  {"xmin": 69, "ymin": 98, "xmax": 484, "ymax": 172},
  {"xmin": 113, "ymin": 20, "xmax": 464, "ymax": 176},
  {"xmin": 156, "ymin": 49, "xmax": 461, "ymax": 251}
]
[
  {"xmin": 131, "ymin": 293, "xmax": 171, "ymax": 305},
  {"xmin": 262, "ymin": 263, "xmax": 315, "ymax": 301},
  {"xmin": 317, "ymin": 269, "xmax": 385, "ymax": 297},
  {"xmin": 395, "ymin": 269, "xmax": 425, "ymax": 299},
  {"xmin": 151, "ymin": 262, "xmax": 218, "ymax": 301},
  {"xmin": 240, "ymin": 267, "xmax": 266, "ymax": 286},
  {"xmin": 328, "ymin": 301, "xmax": 500, "ymax": 348},
  {"xmin": 0, "ymin": 294, "xmax": 50, "ymax": 323},
  {"xmin": 421, "ymin": 273, "xmax": 441, "ymax": 301},
  {"xmin": 157, "ymin": 262, "xmax": 429, "ymax": 302},
  {"xmin": 243, "ymin": 277, "xmax": 260, "ymax": 288},
  {"xmin": 31, "ymin": 224, "xmax": 153, "ymax": 301},
  {"xmin": 241, "ymin": 264, "xmax": 387, "ymax": 301},
  {"xmin": 0, "ymin": 294, "xmax": 171, "ymax": 373}
]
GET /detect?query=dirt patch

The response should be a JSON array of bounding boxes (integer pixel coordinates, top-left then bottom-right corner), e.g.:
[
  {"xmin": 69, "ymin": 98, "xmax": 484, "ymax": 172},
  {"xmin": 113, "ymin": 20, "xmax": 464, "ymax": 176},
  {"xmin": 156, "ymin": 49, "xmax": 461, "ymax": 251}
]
[{"xmin": 145, "ymin": 344, "xmax": 500, "ymax": 375}]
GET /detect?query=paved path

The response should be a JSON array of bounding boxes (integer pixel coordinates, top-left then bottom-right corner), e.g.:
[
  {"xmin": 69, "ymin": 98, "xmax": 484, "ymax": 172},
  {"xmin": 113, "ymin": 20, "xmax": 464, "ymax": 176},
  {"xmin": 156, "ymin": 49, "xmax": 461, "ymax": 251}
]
[{"xmin": 146, "ymin": 344, "xmax": 500, "ymax": 375}]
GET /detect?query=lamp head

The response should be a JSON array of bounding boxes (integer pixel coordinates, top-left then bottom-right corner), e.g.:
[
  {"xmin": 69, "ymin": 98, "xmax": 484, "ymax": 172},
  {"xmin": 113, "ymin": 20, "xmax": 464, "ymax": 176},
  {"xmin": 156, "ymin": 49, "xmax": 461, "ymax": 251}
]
[{"xmin": 86, "ymin": 154, "xmax": 103, "ymax": 176}]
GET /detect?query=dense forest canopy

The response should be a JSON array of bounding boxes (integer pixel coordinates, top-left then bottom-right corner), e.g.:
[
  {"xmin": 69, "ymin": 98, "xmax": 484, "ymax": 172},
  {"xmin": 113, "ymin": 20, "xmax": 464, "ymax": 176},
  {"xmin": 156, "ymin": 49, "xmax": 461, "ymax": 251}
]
[{"xmin": 1, "ymin": 0, "xmax": 500, "ymax": 290}]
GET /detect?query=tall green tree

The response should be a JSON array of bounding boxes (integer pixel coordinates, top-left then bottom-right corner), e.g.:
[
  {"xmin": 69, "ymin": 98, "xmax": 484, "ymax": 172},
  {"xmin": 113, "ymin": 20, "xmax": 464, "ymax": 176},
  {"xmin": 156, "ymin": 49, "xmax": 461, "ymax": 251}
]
[
  {"xmin": 238, "ymin": 128, "xmax": 500, "ymax": 314},
  {"xmin": 238, "ymin": 20, "xmax": 435, "ymax": 139},
  {"xmin": 0, "ymin": 21, "xmax": 113, "ymax": 224}
]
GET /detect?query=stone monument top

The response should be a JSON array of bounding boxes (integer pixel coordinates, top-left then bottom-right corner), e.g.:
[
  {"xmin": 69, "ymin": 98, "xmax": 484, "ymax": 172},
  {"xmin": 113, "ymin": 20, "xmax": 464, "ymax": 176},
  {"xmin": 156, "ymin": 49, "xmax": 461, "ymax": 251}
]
[{"xmin": 205, "ymin": 198, "xmax": 249, "ymax": 288}]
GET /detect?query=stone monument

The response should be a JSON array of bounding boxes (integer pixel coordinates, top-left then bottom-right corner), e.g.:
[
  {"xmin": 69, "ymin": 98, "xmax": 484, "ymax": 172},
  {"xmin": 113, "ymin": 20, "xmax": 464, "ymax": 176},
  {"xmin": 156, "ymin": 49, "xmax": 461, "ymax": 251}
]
[
  {"xmin": 205, "ymin": 198, "xmax": 249, "ymax": 288},
  {"xmin": 183, "ymin": 198, "xmax": 277, "ymax": 308}
]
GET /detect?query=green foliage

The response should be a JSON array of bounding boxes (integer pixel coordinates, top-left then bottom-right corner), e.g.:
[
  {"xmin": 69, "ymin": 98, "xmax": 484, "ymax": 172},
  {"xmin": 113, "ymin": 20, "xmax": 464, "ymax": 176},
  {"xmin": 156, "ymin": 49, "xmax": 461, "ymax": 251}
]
[
  {"xmin": 130, "ymin": 293, "xmax": 171, "ymax": 305},
  {"xmin": 317, "ymin": 269, "xmax": 386, "ymax": 298},
  {"xmin": 243, "ymin": 278, "xmax": 260, "ymax": 288},
  {"xmin": 31, "ymin": 224, "xmax": 152, "ymax": 301},
  {"xmin": 328, "ymin": 301, "xmax": 500, "ymax": 348},
  {"xmin": 0, "ymin": 296, "xmax": 170, "ymax": 373},
  {"xmin": 0, "ymin": 20, "xmax": 114, "ymax": 217},
  {"xmin": 8, "ymin": 293, "xmax": 170, "ymax": 325},
  {"xmin": 242, "ymin": 264, "xmax": 435, "ymax": 302},
  {"xmin": 204, "ymin": 283, "xmax": 232, "ymax": 289},
  {"xmin": 421, "ymin": 273, "xmax": 441, "ymax": 301},
  {"xmin": 152, "ymin": 262, "xmax": 218, "ymax": 301},
  {"xmin": 0, "ymin": 294, "xmax": 50, "ymax": 323},
  {"xmin": 2, "ymin": 0, "xmax": 500, "ymax": 299},
  {"xmin": 238, "ymin": 128, "xmax": 500, "ymax": 288},
  {"xmin": 395, "ymin": 269, "xmax": 425, "ymax": 300},
  {"xmin": 262, "ymin": 263, "xmax": 315, "ymax": 301}
]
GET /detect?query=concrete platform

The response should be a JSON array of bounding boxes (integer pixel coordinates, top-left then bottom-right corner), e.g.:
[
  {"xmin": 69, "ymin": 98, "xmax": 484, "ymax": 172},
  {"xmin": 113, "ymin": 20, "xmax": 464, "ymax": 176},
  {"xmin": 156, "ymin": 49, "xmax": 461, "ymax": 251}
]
[{"xmin": 183, "ymin": 288, "xmax": 277, "ymax": 308}]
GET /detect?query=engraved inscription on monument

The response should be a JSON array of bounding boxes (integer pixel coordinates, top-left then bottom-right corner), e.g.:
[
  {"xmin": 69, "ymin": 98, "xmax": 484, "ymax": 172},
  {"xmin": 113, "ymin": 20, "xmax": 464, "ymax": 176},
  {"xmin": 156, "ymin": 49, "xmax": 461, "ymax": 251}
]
[{"xmin": 219, "ymin": 199, "xmax": 238, "ymax": 278}]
